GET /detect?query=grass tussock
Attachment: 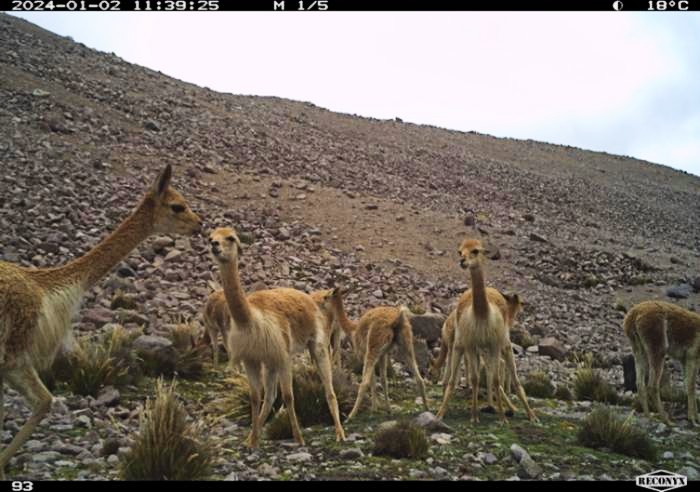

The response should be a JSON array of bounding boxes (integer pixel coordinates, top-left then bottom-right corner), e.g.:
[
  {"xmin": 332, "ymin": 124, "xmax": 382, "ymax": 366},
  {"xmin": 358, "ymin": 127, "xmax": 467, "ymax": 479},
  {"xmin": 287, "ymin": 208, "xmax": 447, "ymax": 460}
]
[
  {"xmin": 221, "ymin": 374, "xmax": 253, "ymax": 424},
  {"xmin": 120, "ymin": 379, "xmax": 214, "ymax": 480},
  {"xmin": 373, "ymin": 420, "xmax": 429, "ymax": 459},
  {"xmin": 265, "ymin": 365, "xmax": 356, "ymax": 440},
  {"xmin": 42, "ymin": 325, "xmax": 142, "ymax": 396},
  {"xmin": 577, "ymin": 406, "xmax": 657, "ymax": 461},
  {"xmin": 573, "ymin": 368, "xmax": 619, "ymax": 404},
  {"xmin": 169, "ymin": 321, "xmax": 207, "ymax": 379},
  {"xmin": 554, "ymin": 385, "xmax": 573, "ymax": 402},
  {"xmin": 522, "ymin": 371, "xmax": 555, "ymax": 398}
]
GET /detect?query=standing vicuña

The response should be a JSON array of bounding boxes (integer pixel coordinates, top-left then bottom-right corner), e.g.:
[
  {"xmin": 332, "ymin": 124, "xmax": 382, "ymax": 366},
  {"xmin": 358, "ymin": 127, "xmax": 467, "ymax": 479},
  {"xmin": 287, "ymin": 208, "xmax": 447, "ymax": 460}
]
[
  {"xmin": 317, "ymin": 288, "xmax": 429, "ymax": 421},
  {"xmin": 0, "ymin": 165, "xmax": 201, "ymax": 477},
  {"xmin": 624, "ymin": 300, "xmax": 700, "ymax": 425},
  {"xmin": 437, "ymin": 238, "xmax": 536, "ymax": 423},
  {"xmin": 208, "ymin": 227, "xmax": 345, "ymax": 447}
]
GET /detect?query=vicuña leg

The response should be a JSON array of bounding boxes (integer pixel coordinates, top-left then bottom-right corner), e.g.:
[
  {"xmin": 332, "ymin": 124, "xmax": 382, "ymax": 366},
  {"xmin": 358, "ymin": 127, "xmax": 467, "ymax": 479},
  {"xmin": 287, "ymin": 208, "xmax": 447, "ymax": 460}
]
[
  {"xmin": 647, "ymin": 350, "xmax": 670, "ymax": 425},
  {"xmin": 243, "ymin": 361, "xmax": 263, "ymax": 448},
  {"xmin": 258, "ymin": 367, "xmax": 279, "ymax": 426},
  {"xmin": 437, "ymin": 345, "xmax": 464, "ymax": 419},
  {"xmin": 468, "ymin": 353, "xmax": 481, "ymax": 423},
  {"xmin": 279, "ymin": 364, "xmax": 305, "ymax": 446},
  {"xmin": 397, "ymin": 336, "xmax": 429, "ymax": 411},
  {"xmin": 502, "ymin": 347, "xmax": 537, "ymax": 421},
  {"xmin": 683, "ymin": 355, "xmax": 698, "ymax": 425},
  {"xmin": 380, "ymin": 354, "xmax": 390, "ymax": 406},
  {"xmin": 0, "ymin": 367, "xmax": 53, "ymax": 478},
  {"xmin": 309, "ymin": 343, "xmax": 346, "ymax": 441}
]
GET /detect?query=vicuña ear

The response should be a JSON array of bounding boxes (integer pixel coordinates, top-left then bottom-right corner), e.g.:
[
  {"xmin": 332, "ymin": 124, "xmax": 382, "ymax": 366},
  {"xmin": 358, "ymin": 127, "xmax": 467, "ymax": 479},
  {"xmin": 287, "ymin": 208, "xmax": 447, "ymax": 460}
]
[
  {"xmin": 152, "ymin": 164, "xmax": 172, "ymax": 196},
  {"xmin": 235, "ymin": 236, "xmax": 243, "ymax": 257}
]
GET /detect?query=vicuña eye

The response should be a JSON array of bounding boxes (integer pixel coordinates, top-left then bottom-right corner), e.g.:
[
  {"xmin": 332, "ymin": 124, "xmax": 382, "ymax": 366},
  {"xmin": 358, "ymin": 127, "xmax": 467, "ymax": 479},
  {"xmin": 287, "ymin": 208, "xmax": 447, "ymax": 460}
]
[
  {"xmin": 171, "ymin": 204, "xmax": 185, "ymax": 213},
  {"xmin": 227, "ymin": 236, "xmax": 236, "ymax": 242}
]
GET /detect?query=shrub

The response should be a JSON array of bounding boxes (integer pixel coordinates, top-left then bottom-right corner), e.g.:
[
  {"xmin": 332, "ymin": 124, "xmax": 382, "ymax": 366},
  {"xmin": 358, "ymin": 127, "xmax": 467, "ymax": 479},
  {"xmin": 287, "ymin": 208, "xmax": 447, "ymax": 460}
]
[
  {"xmin": 523, "ymin": 371, "xmax": 555, "ymax": 398},
  {"xmin": 67, "ymin": 342, "xmax": 130, "ymax": 397},
  {"xmin": 373, "ymin": 420, "xmax": 429, "ymax": 459},
  {"xmin": 577, "ymin": 407, "xmax": 657, "ymax": 461},
  {"xmin": 554, "ymin": 385, "xmax": 573, "ymax": 402},
  {"xmin": 169, "ymin": 322, "xmax": 207, "ymax": 379},
  {"xmin": 120, "ymin": 379, "xmax": 214, "ymax": 480},
  {"xmin": 574, "ymin": 368, "xmax": 619, "ymax": 404},
  {"xmin": 222, "ymin": 374, "xmax": 253, "ymax": 424},
  {"xmin": 265, "ymin": 365, "xmax": 356, "ymax": 440}
]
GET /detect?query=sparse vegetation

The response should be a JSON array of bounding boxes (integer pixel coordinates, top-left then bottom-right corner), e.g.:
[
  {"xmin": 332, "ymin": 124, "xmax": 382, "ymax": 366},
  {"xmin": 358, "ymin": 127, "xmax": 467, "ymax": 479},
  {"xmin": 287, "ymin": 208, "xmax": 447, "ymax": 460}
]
[
  {"xmin": 574, "ymin": 368, "xmax": 619, "ymax": 404},
  {"xmin": 373, "ymin": 420, "xmax": 429, "ymax": 459},
  {"xmin": 169, "ymin": 321, "xmax": 207, "ymax": 379},
  {"xmin": 120, "ymin": 379, "xmax": 214, "ymax": 480},
  {"xmin": 577, "ymin": 406, "xmax": 657, "ymax": 461},
  {"xmin": 523, "ymin": 371, "xmax": 555, "ymax": 398},
  {"xmin": 110, "ymin": 290, "xmax": 138, "ymax": 310},
  {"xmin": 554, "ymin": 385, "xmax": 573, "ymax": 402},
  {"xmin": 222, "ymin": 374, "xmax": 253, "ymax": 424},
  {"xmin": 41, "ymin": 326, "xmax": 142, "ymax": 397}
]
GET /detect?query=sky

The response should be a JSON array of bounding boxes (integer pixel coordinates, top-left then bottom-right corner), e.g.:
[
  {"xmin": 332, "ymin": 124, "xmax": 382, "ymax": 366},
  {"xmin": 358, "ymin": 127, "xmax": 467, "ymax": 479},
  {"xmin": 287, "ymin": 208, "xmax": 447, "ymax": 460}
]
[{"xmin": 9, "ymin": 11, "xmax": 700, "ymax": 177}]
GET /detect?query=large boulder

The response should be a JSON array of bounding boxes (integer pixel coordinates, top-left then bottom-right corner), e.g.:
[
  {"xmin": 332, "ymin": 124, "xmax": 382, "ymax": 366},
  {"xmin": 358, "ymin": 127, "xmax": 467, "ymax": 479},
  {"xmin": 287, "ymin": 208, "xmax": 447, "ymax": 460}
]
[
  {"xmin": 537, "ymin": 337, "xmax": 568, "ymax": 361},
  {"xmin": 133, "ymin": 335, "xmax": 176, "ymax": 375},
  {"xmin": 410, "ymin": 313, "xmax": 445, "ymax": 344}
]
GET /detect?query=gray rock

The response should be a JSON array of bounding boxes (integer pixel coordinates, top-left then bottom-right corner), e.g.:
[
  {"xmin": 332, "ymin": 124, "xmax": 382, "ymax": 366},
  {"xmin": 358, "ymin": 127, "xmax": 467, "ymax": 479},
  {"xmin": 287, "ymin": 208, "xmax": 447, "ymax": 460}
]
[
  {"xmin": 538, "ymin": 337, "xmax": 567, "ymax": 361},
  {"xmin": 667, "ymin": 284, "xmax": 691, "ymax": 299},
  {"xmin": 413, "ymin": 412, "xmax": 453, "ymax": 433},
  {"xmin": 529, "ymin": 232, "xmax": 548, "ymax": 243},
  {"xmin": 33, "ymin": 451, "xmax": 61, "ymax": 464},
  {"xmin": 410, "ymin": 313, "xmax": 445, "ymax": 343},
  {"xmin": 93, "ymin": 386, "xmax": 120, "ymax": 407},
  {"xmin": 692, "ymin": 276, "xmax": 700, "ymax": 293},
  {"xmin": 377, "ymin": 420, "xmax": 398, "ymax": 433},
  {"xmin": 55, "ymin": 443, "xmax": 86, "ymax": 456},
  {"xmin": 510, "ymin": 444, "xmax": 541, "ymax": 479},
  {"xmin": 26, "ymin": 440, "xmax": 45, "ymax": 452},
  {"xmin": 100, "ymin": 438, "xmax": 120, "ymax": 457},
  {"xmin": 662, "ymin": 451, "xmax": 674, "ymax": 459},
  {"xmin": 479, "ymin": 452, "xmax": 498, "ymax": 465},
  {"xmin": 82, "ymin": 307, "xmax": 113, "ymax": 327},
  {"xmin": 287, "ymin": 452, "xmax": 313, "ymax": 463},
  {"xmin": 32, "ymin": 88, "xmax": 51, "ymax": 97},
  {"xmin": 133, "ymin": 335, "xmax": 176, "ymax": 374},
  {"xmin": 106, "ymin": 454, "xmax": 120, "ymax": 465},
  {"xmin": 339, "ymin": 448, "xmax": 364, "ymax": 460},
  {"xmin": 430, "ymin": 433, "xmax": 451, "ymax": 445},
  {"xmin": 409, "ymin": 469, "xmax": 428, "ymax": 479},
  {"xmin": 144, "ymin": 120, "xmax": 160, "ymax": 131},
  {"xmin": 678, "ymin": 466, "xmax": 698, "ymax": 480},
  {"xmin": 152, "ymin": 236, "xmax": 175, "ymax": 252}
]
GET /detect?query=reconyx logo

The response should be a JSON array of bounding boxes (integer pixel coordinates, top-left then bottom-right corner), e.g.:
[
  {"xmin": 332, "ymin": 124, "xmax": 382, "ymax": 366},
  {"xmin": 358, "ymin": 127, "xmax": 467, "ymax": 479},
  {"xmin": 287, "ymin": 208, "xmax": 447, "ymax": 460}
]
[{"xmin": 636, "ymin": 470, "xmax": 688, "ymax": 492}]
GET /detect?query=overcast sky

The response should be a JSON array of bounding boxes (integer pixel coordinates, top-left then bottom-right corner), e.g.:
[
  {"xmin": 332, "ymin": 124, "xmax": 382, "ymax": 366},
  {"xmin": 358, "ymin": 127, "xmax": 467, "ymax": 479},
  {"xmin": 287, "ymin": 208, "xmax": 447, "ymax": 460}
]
[{"xmin": 10, "ymin": 12, "xmax": 700, "ymax": 177}]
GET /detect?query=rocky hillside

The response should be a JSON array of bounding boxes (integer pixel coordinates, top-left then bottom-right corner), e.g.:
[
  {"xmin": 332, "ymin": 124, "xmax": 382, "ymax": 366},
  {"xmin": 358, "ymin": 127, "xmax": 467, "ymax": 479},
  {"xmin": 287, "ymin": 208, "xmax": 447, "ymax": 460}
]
[{"xmin": 1, "ymin": 13, "xmax": 699, "ymax": 481}]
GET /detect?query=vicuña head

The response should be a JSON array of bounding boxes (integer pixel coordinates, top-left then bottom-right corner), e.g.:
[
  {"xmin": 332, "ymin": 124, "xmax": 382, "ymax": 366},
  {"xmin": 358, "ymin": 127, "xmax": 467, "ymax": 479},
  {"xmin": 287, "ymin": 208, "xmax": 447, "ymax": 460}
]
[
  {"xmin": 146, "ymin": 164, "xmax": 202, "ymax": 236},
  {"xmin": 458, "ymin": 238, "xmax": 486, "ymax": 270},
  {"xmin": 209, "ymin": 227, "xmax": 242, "ymax": 264}
]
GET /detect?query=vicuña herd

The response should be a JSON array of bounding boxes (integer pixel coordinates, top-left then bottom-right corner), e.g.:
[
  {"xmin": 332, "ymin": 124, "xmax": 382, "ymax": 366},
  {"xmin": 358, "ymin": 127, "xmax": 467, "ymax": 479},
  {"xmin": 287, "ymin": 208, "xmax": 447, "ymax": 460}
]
[{"xmin": 0, "ymin": 164, "xmax": 698, "ymax": 477}]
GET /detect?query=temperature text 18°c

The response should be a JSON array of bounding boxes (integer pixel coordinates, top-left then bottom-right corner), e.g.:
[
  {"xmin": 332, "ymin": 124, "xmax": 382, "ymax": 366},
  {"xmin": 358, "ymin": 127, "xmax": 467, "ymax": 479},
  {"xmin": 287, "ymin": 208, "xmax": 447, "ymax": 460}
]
[
  {"xmin": 273, "ymin": 1, "xmax": 329, "ymax": 10},
  {"xmin": 648, "ymin": 0, "xmax": 690, "ymax": 9}
]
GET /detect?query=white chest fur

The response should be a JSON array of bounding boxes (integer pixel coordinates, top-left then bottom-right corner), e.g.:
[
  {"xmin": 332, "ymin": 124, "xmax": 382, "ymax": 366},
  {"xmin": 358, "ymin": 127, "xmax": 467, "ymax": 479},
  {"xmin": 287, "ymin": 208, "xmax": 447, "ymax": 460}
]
[{"xmin": 31, "ymin": 284, "xmax": 84, "ymax": 370}]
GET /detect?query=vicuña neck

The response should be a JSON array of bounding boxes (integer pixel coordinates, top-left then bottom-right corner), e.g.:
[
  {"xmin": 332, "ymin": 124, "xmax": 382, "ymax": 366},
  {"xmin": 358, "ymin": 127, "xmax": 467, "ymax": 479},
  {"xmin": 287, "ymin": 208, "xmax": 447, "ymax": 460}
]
[
  {"xmin": 219, "ymin": 258, "xmax": 253, "ymax": 326},
  {"xmin": 469, "ymin": 265, "xmax": 489, "ymax": 319},
  {"xmin": 35, "ymin": 196, "xmax": 155, "ymax": 289}
]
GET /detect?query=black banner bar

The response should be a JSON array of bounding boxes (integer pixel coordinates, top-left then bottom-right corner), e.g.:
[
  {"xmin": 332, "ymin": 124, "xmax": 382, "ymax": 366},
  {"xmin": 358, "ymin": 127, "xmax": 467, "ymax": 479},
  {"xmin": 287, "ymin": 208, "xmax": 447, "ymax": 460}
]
[{"xmin": 1, "ymin": 0, "xmax": 699, "ymax": 12}]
